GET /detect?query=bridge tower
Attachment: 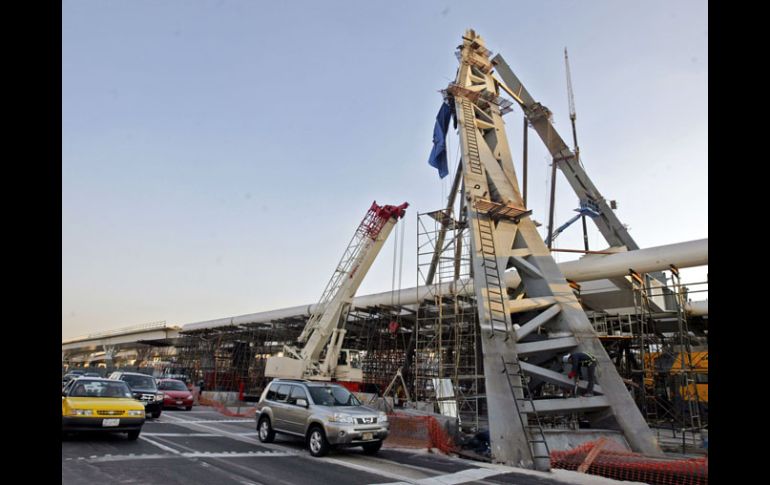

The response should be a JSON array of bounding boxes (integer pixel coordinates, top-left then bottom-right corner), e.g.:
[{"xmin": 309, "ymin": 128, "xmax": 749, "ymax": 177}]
[{"xmin": 441, "ymin": 30, "xmax": 662, "ymax": 469}]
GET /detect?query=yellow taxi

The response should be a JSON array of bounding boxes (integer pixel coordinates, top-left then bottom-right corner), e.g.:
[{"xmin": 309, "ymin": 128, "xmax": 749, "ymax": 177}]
[{"xmin": 62, "ymin": 378, "xmax": 146, "ymax": 440}]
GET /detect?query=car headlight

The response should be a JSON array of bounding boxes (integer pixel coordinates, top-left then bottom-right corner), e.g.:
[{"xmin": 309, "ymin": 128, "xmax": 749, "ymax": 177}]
[
  {"xmin": 127, "ymin": 410, "xmax": 144, "ymax": 417},
  {"xmin": 378, "ymin": 412, "xmax": 388, "ymax": 423},
  {"xmin": 328, "ymin": 413, "xmax": 355, "ymax": 423},
  {"xmin": 155, "ymin": 393, "xmax": 164, "ymax": 401},
  {"xmin": 186, "ymin": 395, "xmax": 193, "ymax": 400},
  {"xmin": 69, "ymin": 409, "xmax": 93, "ymax": 416}
]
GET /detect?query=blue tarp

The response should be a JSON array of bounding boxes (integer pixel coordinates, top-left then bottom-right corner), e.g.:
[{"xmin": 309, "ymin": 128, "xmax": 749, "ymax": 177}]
[{"xmin": 427, "ymin": 101, "xmax": 455, "ymax": 178}]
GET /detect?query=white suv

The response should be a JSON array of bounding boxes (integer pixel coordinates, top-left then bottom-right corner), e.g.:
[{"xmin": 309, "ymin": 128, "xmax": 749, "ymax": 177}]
[{"xmin": 256, "ymin": 379, "xmax": 389, "ymax": 457}]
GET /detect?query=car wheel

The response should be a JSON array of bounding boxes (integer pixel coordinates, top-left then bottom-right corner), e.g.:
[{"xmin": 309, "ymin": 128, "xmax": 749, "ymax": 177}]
[
  {"xmin": 127, "ymin": 430, "xmax": 140, "ymax": 441},
  {"xmin": 307, "ymin": 426, "xmax": 330, "ymax": 457},
  {"xmin": 257, "ymin": 416, "xmax": 276, "ymax": 443},
  {"xmin": 185, "ymin": 406, "xmax": 192, "ymax": 411},
  {"xmin": 152, "ymin": 410, "xmax": 161, "ymax": 419},
  {"xmin": 361, "ymin": 440, "xmax": 383, "ymax": 455}
]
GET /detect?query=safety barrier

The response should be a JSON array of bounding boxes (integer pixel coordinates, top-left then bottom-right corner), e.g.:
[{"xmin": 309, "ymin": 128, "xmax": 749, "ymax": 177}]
[
  {"xmin": 550, "ymin": 439, "xmax": 708, "ymax": 484},
  {"xmin": 384, "ymin": 412, "xmax": 457, "ymax": 453},
  {"xmin": 199, "ymin": 395, "xmax": 257, "ymax": 418}
]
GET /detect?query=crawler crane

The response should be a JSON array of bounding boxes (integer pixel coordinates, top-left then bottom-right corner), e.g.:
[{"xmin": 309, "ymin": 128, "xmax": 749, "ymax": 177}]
[{"xmin": 264, "ymin": 201, "xmax": 408, "ymax": 390}]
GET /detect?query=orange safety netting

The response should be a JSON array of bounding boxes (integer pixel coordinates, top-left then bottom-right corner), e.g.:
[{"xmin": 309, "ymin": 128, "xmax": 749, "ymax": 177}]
[
  {"xmin": 199, "ymin": 395, "xmax": 257, "ymax": 418},
  {"xmin": 550, "ymin": 439, "xmax": 708, "ymax": 485},
  {"xmin": 384, "ymin": 412, "xmax": 457, "ymax": 454}
]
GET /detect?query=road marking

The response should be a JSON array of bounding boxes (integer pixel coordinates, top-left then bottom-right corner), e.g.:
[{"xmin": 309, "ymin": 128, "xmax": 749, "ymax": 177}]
[
  {"xmin": 152, "ymin": 419, "xmax": 253, "ymax": 424},
  {"xmin": 157, "ymin": 411, "xmax": 502, "ymax": 485},
  {"xmin": 139, "ymin": 435, "xmax": 182, "ymax": 454},
  {"xmin": 68, "ymin": 450, "xmax": 294, "ymax": 463},
  {"xmin": 158, "ymin": 413, "xmax": 279, "ymax": 448},
  {"xmin": 320, "ymin": 456, "xmax": 424, "ymax": 484},
  {"xmin": 142, "ymin": 433, "xmax": 220, "ymax": 437},
  {"xmin": 370, "ymin": 467, "xmax": 505, "ymax": 485},
  {"xmin": 141, "ymin": 432, "xmax": 259, "ymax": 437}
]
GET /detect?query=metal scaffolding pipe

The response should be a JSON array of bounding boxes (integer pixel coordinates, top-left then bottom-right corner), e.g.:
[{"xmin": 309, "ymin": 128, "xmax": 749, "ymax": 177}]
[{"xmin": 182, "ymin": 238, "xmax": 707, "ymax": 332}]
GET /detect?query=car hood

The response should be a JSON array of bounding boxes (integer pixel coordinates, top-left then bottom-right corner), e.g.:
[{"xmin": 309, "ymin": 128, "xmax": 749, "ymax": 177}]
[
  {"xmin": 162, "ymin": 390, "xmax": 192, "ymax": 398},
  {"xmin": 320, "ymin": 405, "xmax": 379, "ymax": 416},
  {"xmin": 64, "ymin": 397, "xmax": 144, "ymax": 410}
]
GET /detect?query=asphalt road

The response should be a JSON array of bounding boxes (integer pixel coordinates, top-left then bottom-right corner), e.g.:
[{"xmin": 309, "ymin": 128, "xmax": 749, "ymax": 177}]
[{"xmin": 61, "ymin": 407, "xmax": 641, "ymax": 485}]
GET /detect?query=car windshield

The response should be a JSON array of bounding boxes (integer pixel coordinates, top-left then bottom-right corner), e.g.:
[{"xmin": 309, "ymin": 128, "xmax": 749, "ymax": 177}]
[
  {"xmin": 307, "ymin": 385, "xmax": 361, "ymax": 407},
  {"xmin": 69, "ymin": 380, "xmax": 132, "ymax": 398},
  {"xmin": 122, "ymin": 374, "xmax": 156, "ymax": 390},
  {"xmin": 158, "ymin": 380, "xmax": 188, "ymax": 391}
]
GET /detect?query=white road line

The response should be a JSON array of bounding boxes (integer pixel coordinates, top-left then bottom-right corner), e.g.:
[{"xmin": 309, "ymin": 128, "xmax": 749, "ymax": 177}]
[
  {"xmin": 152, "ymin": 419, "xmax": 253, "ymax": 424},
  {"xmin": 157, "ymin": 411, "xmax": 486, "ymax": 485},
  {"xmin": 160, "ymin": 413, "xmax": 297, "ymax": 451},
  {"xmin": 319, "ymin": 456, "xmax": 423, "ymax": 484},
  {"xmin": 138, "ymin": 435, "xmax": 182, "ymax": 454},
  {"xmin": 68, "ymin": 451, "xmax": 294, "ymax": 463},
  {"xmin": 370, "ymin": 467, "xmax": 505, "ymax": 485},
  {"xmin": 142, "ymin": 433, "xmax": 220, "ymax": 437}
]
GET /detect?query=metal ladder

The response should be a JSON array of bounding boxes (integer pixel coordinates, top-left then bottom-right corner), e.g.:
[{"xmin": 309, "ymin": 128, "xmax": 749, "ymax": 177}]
[
  {"xmin": 501, "ymin": 356, "xmax": 551, "ymax": 470},
  {"xmin": 476, "ymin": 217, "xmax": 510, "ymax": 337},
  {"xmin": 460, "ymin": 99, "xmax": 484, "ymax": 176}
]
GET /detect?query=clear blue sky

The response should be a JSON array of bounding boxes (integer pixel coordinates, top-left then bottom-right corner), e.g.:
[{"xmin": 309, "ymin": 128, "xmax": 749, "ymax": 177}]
[{"xmin": 62, "ymin": 0, "xmax": 708, "ymax": 339}]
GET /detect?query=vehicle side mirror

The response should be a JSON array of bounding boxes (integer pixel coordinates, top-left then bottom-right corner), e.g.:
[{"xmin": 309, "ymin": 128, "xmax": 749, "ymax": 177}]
[{"xmin": 296, "ymin": 398, "xmax": 308, "ymax": 407}]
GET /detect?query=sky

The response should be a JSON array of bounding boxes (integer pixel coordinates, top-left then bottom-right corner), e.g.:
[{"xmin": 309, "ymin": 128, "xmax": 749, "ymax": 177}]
[{"xmin": 62, "ymin": 0, "xmax": 708, "ymax": 340}]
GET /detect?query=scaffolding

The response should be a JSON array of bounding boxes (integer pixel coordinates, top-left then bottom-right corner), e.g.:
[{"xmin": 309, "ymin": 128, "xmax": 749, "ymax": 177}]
[
  {"xmin": 578, "ymin": 270, "xmax": 709, "ymax": 451},
  {"xmin": 414, "ymin": 209, "xmax": 482, "ymax": 432}
]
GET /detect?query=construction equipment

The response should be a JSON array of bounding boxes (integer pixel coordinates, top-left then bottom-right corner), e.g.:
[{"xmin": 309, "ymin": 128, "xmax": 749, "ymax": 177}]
[
  {"xmin": 564, "ymin": 47, "xmax": 580, "ymax": 159},
  {"xmin": 435, "ymin": 30, "xmax": 662, "ymax": 469},
  {"xmin": 544, "ymin": 200, "xmax": 600, "ymax": 246},
  {"xmin": 264, "ymin": 201, "xmax": 408, "ymax": 387}
]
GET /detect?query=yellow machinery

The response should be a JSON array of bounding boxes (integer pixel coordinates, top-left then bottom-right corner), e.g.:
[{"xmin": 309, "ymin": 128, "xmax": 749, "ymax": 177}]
[{"xmin": 644, "ymin": 351, "xmax": 707, "ymax": 403}]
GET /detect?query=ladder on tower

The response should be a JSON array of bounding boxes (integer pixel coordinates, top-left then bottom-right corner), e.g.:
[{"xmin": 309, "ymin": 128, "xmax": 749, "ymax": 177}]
[
  {"xmin": 501, "ymin": 356, "xmax": 551, "ymax": 470},
  {"xmin": 476, "ymin": 217, "xmax": 510, "ymax": 337}
]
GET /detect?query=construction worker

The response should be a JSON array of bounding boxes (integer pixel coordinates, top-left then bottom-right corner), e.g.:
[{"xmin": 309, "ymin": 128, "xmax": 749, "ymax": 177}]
[{"xmin": 564, "ymin": 352, "xmax": 597, "ymax": 396}]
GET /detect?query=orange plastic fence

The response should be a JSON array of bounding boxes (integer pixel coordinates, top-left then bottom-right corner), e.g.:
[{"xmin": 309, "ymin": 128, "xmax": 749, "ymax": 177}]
[
  {"xmin": 551, "ymin": 439, "xmax": 708, "ymax": 485},
  {"xmin": 199, "ymin": 395, "xmax": 257, "ymax": 418},
  {"xmin": 385, "ymin": 412, "xmax": 457, "ymax": 453}
]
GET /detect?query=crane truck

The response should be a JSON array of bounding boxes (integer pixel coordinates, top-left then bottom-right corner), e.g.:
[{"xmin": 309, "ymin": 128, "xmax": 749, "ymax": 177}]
[{"xmin": 264, "ymin": 201, "xmax": 408, "ymax": 390}]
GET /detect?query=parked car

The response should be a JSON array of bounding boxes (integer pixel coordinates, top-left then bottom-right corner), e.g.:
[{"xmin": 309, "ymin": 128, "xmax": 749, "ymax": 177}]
[
  {"xmin": 62, "ymin": 373, "xmax": 84, "ymax": 387},
  {"xmin": 61, "ymin": 378, "xmax": 145, "ymax": 440},
  {"xmin": 83, "ymin": 372, "xmax": 102, "ymax": 378},
  {"xmin": 157, "ymin": 379, "xmax": 194, "ymax": 410},
  {"xmin": 108, "ymin": 371, "xmax": 164, "ymax": 419},
  {"xmin": 256, "ymin": 379, "xmax": 389, "ymax": 457}
]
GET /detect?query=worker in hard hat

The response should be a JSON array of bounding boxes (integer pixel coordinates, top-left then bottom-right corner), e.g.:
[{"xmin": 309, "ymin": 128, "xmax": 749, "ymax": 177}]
[{"xmin": 563, "ymin": 352, "xmax": 597, "ymax": 397}]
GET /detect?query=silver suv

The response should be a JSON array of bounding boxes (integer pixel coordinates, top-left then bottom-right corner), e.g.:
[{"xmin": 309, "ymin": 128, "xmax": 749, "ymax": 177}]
[{"xmin": 255, "ymin": 379, "xmax": 389, "ymax": 457}]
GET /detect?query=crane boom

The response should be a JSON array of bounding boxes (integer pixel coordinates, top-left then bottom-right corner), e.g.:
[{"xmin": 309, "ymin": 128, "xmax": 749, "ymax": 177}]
[
  {"xmin": 265, "ymin": 201, "xmax": 408, "ymax": 382},
  {"xmin": 564, "ymin": 47, "xmax": 579, "ymax": 156},
  {"xmin": 565, "ymin": 48, "xmax": 576, "ymax": 121}
]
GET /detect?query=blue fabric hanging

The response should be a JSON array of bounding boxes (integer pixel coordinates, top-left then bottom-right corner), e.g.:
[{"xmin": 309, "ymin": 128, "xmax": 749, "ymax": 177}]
[{"xmin": 427, "ymin": 101, "xmax": 454, "ymax": 178}]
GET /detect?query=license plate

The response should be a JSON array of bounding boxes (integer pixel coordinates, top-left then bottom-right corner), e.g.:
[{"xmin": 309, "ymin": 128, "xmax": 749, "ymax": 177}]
[
  {"xmin": 176, "ymin": 400, "xmax": 183, "ymax": 404},
  {"xmin": 362, "ymin": 432, "xmax": 373, "ymax": 440},
  {"xmin": 102, "ymin": 419, "xmax": 120, "ymax": 427}
]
